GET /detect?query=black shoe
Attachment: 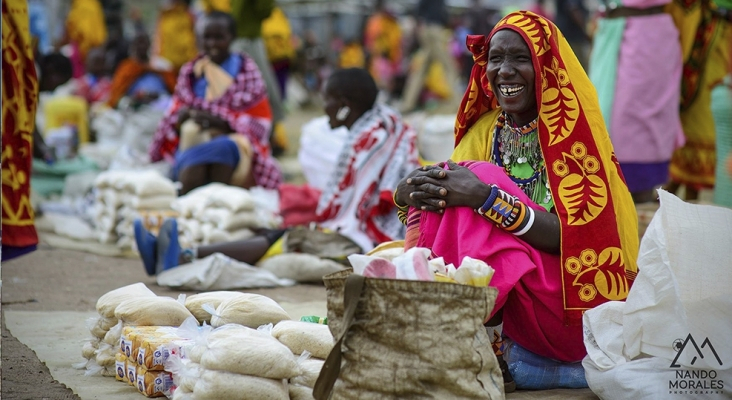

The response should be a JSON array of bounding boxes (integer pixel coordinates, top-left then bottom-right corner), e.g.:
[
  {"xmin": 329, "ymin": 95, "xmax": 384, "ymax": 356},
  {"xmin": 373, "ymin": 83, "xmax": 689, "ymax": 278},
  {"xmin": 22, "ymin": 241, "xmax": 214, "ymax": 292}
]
[{"xmin": 497, "ymin": 355, "xmax": 516, "ymax": 393}]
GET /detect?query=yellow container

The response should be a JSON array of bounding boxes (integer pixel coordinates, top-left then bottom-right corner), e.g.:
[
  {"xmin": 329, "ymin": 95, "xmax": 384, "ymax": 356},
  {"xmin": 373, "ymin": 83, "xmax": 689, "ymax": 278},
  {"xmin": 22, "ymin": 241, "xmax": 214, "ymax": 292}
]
[{"xmin": 43, "ymin": 95, "xmax": 90, "ymax": 144}]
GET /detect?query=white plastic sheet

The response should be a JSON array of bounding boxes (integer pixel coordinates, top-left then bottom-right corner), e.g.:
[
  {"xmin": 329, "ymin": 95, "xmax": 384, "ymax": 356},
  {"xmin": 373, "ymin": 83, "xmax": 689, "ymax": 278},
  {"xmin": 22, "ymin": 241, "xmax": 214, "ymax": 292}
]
[{"xmin": 156, "ymin": 253, "xmax": 295, "ymax": 291}]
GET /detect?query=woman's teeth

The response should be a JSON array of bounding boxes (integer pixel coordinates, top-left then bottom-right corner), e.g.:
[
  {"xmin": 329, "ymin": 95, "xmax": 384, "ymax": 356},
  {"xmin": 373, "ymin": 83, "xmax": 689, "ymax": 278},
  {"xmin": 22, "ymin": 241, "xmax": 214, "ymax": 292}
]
[{"xmin": 499, "ymin": 85, "xmax": 525, "ymax": 97}]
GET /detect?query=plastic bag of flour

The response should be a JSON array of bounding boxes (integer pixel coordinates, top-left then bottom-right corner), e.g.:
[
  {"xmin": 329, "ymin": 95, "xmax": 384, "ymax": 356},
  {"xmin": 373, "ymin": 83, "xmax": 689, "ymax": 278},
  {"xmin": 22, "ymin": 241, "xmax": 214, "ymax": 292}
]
[
  {"xmin": 103, "ymin": 320, "xmax": 124, "ymax": 347},
  {"xmin": 82, "ymin": 339, "xmax": 100, "ymax": 360},
  {"xmin": 289, "ymin": 384, "xmax": 316, "ymax": 400},
  {"xmin": 272, "ymin": 320, "xmax": 334, "ymax": 359},
  {"xmin": 200, "ymin": 325, "xmax": 300, "ymax": 379},
  {"xmin": 175, "ymin": 317, "xmax": 215, "ymax": 363},
  {"xmin": 290, "ymin": 352, "xmax": 325, "ymax": 388},
  {"xmin": 257, "ymin": 253, "xmax": 346, "ymax": 283},
  {"xmin": 95, "ymin": 343, "xmax": 117, "ymax": 367},
  {"xmin": 96, "ymin": 283, "xmax": 157, "ymax": 318},
  {"xmin": 193, "ymin": 370, "xmax": 289, "ymax": 400},
  {"xmin": 115, "ymin": 296, "xmax": 194, "ymax": 326},
  {"xmin": 208, "ymin": 293, "xmax": 291, "ymax": 328},
  {"xmin": 203, "ymin": 185, "xmax": 256, "ymax": 212},
  {"xmin": 87, "ymin": 317, "xmax": 108, "ymax": 339},
  {"xmin": 171, "ymin": 387, "xmax": 195, "ymax": 400},
  {"xmin": 184, "ymin": 291, "xmax": 243, "ymax": 324},
  {"xmin": 164, "ymin": 353, "xmax": 201, "ymax": 393}
]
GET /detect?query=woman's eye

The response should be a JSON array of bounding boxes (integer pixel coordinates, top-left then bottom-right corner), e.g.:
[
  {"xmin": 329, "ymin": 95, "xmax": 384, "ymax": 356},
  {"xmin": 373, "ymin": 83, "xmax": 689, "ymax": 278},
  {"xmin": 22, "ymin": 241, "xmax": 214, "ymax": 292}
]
[{"xmin": 489, "ymin": 56, "xmax": 502, "ymax": 63}]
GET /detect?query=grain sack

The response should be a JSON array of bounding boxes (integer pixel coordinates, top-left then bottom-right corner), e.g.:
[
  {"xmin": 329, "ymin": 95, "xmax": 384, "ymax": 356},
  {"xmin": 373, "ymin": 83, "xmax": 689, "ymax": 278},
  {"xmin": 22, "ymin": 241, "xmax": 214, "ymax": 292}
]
[
  {"xmin": 124, "ymin": 171, "xmax": 177, "ymax": 198},
  {"xmin": 82, "ymin": 340, "xmax": 99, "ymax": 360},
  {"xmin": 115, "ymin": 353, "xmax": 127, "ymax": 382},
  {"xmin": 171, "ymin": 387, "xmax": 194, "ymax": 400},
  {"xmin": 209, "ymin": 293, "xmax": 291, "ymax": 328},
  {"xmin": 200, "ymin": 207, "xmax": 233, "ymax": 226},
  {"xmin": 98, "ymin": 316, "xmax": 119, "ymax": 331},
  {"xmin": 272, "ymin": 321, "xmax": 333, "ymax": 359},
  {"xmin": 95, "ymin": 344, "xmax": 116, "ymax": 367},
  {"xmin": 289, "ymin": 384, "xmax": 316, "ymax": 400},
  {"xmin": 103, "ymin": 321, "xmax": 123, "ymax": 347},
  {"xmin": 219, "ymin": 211, "xmax": 260, "ymax": 231},
  {"xmin": 184, "ymin": 291, "xmax": 242, "ymax": 324},
  {"xmin": 258, "ymin": 253, "xmax": 346, "ymax": 283},
  {"xmin": 204, "ymin": 185, "xmax": 255, "ymax": 212},
  {"xmin": 290, "ymin": 355, "xmax": 325, "ymax": 388},
  {"xmin": 87, "ymin": 317, "xmax": 108, "ymax": 339},
  {"xmin": 136, "ymin": 367, "xmax": 174, "ymax": 398},
  {"xmin": 115, "ymin": 296, "xmax": 194, "ymax": 326},
  {"xmin": 193, "ymin": 370, "xmax": 289, "ymax": 400},
  {"xmin": 200, "ymin": 325, "xmax": 300, "ymax": 379},
  {"xmin": 96, "ymin": 283, "xmax": 157, "ymax": 318},
  {"xmin": 128, "ymin": 195, "xmax": 175, "ymax": 210}
]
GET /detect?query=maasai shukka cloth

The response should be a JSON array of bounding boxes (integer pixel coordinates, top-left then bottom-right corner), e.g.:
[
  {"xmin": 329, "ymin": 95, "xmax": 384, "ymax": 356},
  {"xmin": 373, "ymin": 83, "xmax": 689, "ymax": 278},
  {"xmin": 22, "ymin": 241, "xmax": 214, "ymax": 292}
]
[
  {"xmin": 2, "ymin": 0, "xmax": 40, "ymax": 258},
  {"xmin": 150, "ymin": 53, "xmax": 282, "ymax": 189},
  {"xmin": 107, "ymin": 58, "xmax": 177, "ymax": 108},
  {"xmin": 317, "ymin": 104, "xmax": 420, "ymax": 253},
  {"xmin": 668, "ymin": 0, "xmax": 732, "ymax": 189},
  {"xmin": 429, "ymin": 11, "xmax": 639, "ymax": 329}
]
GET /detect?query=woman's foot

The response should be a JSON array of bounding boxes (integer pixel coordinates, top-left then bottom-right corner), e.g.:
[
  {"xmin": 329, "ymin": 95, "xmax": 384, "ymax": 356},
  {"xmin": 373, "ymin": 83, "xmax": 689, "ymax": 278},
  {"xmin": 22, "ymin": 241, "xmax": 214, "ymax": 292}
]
[
  {"xmin": 156, "ymin": 218, "xmax": 181, "ymax": 275},
  {"xmin": 134, "ymin": 219, "xmax": 158, "ymax": 276}
]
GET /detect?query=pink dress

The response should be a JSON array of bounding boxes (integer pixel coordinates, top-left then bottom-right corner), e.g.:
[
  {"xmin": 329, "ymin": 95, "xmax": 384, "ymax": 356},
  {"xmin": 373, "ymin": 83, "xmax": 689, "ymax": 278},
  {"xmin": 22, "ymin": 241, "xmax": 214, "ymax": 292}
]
[{"xmin": 414, "ymin": 162, "xmax": 585, "ymax": 362}]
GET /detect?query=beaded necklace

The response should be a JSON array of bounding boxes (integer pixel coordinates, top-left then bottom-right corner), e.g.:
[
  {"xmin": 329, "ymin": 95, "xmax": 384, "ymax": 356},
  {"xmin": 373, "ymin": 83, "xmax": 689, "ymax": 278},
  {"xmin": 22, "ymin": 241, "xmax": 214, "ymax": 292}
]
[{"xmin": 491, "ymin": 112, "xmax": 552, "ymax": 204}]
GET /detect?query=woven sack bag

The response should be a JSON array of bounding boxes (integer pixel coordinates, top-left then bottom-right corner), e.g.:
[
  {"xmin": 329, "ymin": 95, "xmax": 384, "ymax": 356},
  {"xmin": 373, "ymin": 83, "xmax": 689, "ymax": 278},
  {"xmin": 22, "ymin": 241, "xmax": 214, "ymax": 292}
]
[{"xmin": 314, "ymin": 269, "xmax": 505, "ymax": 400}]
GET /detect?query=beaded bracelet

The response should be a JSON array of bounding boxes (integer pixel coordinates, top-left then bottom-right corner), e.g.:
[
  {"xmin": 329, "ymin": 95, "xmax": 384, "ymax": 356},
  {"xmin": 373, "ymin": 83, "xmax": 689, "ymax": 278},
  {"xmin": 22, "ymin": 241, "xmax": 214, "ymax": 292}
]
[{"xmin": 476, "ymin": 186, "xmax": 534, "ymax": 236}]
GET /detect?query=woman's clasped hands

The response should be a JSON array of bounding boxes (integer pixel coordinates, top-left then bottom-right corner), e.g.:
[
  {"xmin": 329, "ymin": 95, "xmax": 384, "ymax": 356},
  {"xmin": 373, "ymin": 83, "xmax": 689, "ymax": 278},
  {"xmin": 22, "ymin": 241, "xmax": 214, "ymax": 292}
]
[{"xmin": 396, "ymin": 160, "xmax": 494, "ymax": 213}]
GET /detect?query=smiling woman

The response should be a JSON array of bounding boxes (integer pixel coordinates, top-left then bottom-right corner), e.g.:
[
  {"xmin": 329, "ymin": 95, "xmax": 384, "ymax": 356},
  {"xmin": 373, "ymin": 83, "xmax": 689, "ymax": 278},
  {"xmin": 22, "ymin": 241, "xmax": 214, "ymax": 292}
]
[{"xmin": 393, "ymin": 11, "xmax": 640, "ymax": 390}]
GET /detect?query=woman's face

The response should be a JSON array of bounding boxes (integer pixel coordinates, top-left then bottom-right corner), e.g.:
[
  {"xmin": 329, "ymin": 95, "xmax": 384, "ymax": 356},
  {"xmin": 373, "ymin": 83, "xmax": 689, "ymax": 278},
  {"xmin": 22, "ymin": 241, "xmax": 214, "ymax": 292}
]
[
  {"xmin": 486, "ymin": 29, "xmax": 537, "ymax": 126},
  {"xmin": 202, "ymin": 19, "xmax": 232, "ymax": 64},
  {"xmin": 322, "ymin": 81, "xmax": 343, "ymax": 129}
]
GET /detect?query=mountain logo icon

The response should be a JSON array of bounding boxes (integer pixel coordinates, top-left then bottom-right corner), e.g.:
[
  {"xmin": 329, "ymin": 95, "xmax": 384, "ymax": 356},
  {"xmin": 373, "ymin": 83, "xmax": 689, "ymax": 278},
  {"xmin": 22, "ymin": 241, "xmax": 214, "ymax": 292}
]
[{"xmin": 670, "ymin": 334, "xmax": 723, "ymax": 368}]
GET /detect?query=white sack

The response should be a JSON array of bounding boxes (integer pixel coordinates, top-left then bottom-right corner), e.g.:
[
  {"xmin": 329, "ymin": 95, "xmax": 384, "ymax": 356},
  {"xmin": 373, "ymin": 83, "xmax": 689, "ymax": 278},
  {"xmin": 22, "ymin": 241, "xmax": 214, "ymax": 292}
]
[
  {"xmin": 582, "ymin": 190, "xmax": 732, "ymax": 399},
  {"xmin": 184, "ymin": 291, "xmax": 243, "ymax": 324},
  {"xmin": 96, "ymin": 283, "xmax": 157, "ymax": 318},
  {"xmin": 156, "ymin": 253, "xmax": 295, "ymax": 291},
  {"xmin": 193, "ymin": 370, "xmax": 289, "ymax": 400},
  {"xmin": 257, "ymin": 253, "xmax": 346, "ymax": 283},
  {"xmin": 203, "ymin": 185, "xmax": 255, "ymax": 212},
  {"xmin": 209, "ymin": 293, "xmax": 291, "ymax": 329},
  {"xmin": 114, "ymin": 296, "xmax": 194, "ymax": 326},
  {"xmin": 200, "ymin": 325, "xmax": 300, "ymax": 379},
  {"xmin": 272, "ymin": 320, "xmax": 334, "ymax": 359}
]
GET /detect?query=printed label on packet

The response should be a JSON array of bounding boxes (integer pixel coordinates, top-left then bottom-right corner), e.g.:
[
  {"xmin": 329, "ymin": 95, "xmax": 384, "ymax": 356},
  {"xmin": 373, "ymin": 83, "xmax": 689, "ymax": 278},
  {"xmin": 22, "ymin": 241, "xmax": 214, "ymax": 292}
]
[
  {"xmin": 154, "ymin": 373, "xmax": 174, "ymax": 394},
  {"xmin": 115, "ymin": 359, "xmax": 125, "ymax": 381},
  {"xmin": 123, "ymin": 339, "xmax": 133, "ymax": 358},
  {"xmin": 127, "ymin": 363, "xmax": 137, "ymax": 386},
  {"xmin": 137, "ymin": 348, "xmax": 145, "ymax": 366},
  {"xmin": 153, "ymin": 346, "xmax": 171, "ymax": 367}
]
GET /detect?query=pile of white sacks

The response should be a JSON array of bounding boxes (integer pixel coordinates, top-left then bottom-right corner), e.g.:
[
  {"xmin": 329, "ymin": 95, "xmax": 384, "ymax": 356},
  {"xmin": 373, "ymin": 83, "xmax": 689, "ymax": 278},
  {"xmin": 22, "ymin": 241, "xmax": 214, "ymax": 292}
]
[
  {"xmin": 92, "ymin": 170, "xmax": 178, "ymax": 250},
  {"xmin": 169, "ymin": 291, "xmax": 332, "ymax": 400},
  {"xmin": 172, "ymin": 183, "xmax": 281, "ymax": 249},
  {"xmin": 79, "ymin": 283, "xmax": 194, "ymax": 377}
]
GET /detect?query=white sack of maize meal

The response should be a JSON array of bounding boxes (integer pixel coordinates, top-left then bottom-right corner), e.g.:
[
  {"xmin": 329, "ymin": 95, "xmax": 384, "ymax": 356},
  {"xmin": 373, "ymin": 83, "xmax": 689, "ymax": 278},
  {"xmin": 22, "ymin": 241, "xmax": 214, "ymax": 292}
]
[
  {"xmin": 272, "ymin": 320, "xmax": 334, "ymax": 359},
  {"xmin": 208, "ymin": 293, "xmax": 291, "ymax": 328},
  {"xmin": 193, "ymin": 369, "xmax": 289, "ymax": 400},
  {"xmin": 96, "ymin": 283, "xmax": 157, "ymax": 318},
  {"xmin": 114, "ymin": 296, "xmax": 194, "ymax": 326}
]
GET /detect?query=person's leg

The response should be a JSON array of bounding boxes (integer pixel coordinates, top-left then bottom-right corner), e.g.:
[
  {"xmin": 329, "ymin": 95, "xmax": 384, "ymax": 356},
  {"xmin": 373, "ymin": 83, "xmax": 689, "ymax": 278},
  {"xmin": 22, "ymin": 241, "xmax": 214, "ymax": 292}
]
[
  {"xmin": 195, "ymin": 236, "xmax": 272, "ymax": 265},
  {"xmin": 178, "ymin": 165, "xmax": 208, "ymax": 195},
  {"xmin": 208, "ymin": 163, "xmax": 234, "ymax": 185}
]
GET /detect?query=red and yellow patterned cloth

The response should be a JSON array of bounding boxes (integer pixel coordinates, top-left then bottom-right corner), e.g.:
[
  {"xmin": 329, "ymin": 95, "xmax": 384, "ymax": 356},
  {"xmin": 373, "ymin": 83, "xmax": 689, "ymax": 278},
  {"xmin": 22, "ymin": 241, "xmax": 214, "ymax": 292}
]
[
  {"xmin": 453, "ymin": 11, "xmax": 639, "ymax": 326},
  {"xmin": 2, "ymin": 0, "xmax": 39, "ymax": 255}
]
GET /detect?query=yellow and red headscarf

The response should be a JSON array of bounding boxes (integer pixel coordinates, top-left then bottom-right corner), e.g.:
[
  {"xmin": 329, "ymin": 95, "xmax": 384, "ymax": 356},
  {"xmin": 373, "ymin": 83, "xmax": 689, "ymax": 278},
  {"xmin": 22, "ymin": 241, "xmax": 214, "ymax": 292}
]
[{"xmin": 454, "ymin": 11, "xmax": 639, "ymax": 325}]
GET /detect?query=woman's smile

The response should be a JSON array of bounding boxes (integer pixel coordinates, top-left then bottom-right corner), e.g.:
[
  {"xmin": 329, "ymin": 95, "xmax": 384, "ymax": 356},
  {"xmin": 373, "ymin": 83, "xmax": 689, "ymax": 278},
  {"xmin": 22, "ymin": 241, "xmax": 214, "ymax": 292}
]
[{"xmin": 498, "ymin": 84, "xmax": 526, "ymax": 98}]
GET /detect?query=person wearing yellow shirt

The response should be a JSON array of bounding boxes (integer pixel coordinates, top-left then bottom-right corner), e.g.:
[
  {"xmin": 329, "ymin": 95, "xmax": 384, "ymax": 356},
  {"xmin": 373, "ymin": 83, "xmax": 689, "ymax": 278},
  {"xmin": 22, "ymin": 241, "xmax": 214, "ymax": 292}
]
[{"xmin": 154, "ymin": 0, "xmax": 199, "ymax": 73}]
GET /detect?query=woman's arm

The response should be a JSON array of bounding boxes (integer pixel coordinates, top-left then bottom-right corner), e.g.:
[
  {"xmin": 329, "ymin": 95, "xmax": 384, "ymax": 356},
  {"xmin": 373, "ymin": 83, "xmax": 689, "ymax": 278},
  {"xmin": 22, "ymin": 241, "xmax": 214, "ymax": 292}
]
[{"xmin": 404, "ymin": 160, "xmax": 561, "ymax": 254}]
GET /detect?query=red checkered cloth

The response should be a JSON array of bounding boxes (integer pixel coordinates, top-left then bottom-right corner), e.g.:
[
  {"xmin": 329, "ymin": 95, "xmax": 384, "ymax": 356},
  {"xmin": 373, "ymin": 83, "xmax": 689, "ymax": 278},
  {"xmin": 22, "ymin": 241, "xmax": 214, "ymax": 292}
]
[{"xmin": 149, "ymin": 53, "xmax": 282, "ymax": 189}]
